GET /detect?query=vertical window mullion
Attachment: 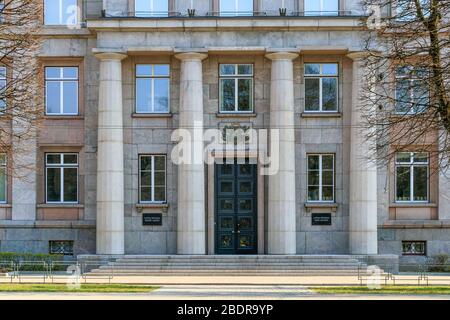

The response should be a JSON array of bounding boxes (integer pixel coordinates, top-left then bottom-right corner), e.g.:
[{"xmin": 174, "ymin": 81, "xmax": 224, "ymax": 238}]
[
  {"xmin": 151, "ymin": 156, "xmax": 155, "ymax": 202},
  {"xmin": 410, "ymin": 153, "xmax": 414, "ymax": 201},
  {"xmin": 151, "ymin": 77, "xmax": 155, "ymax": 112},
  {"xmin": 59, "ymin": 0, "xmax": 63, "ymax": 24},
  {"xmin": 319, "ymin": 78, "xmax": 323, "ymax": 111},
  {"xmin": 235, "ymin": 77, "xmax": 238, "ymax": 112},
  {"xmin": 319, "ymin": 155, "xmax": 323, "ymax": 201},
  {"xmin": 60, "ymin": 167, "xmax": 64, "ymax": 202}
]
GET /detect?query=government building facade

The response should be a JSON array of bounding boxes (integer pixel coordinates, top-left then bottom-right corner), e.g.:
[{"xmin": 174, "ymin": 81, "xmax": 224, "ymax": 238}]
[{"xmin": 0, "ymin": 0, "xmax": 449, "ymax": 267}]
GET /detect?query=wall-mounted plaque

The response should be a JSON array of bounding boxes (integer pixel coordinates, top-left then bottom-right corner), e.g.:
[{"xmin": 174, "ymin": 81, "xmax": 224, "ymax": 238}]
[
  {"xmin": 143, "ymin": 213, "xmax": 162, "ymax": 226},
  {"xmin": 312, "ymin": 213, "xmax": 332, "ymax": 226}
]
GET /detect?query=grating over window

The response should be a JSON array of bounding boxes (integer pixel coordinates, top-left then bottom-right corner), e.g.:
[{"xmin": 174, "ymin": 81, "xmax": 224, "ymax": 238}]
[
  {"xmin": 49, "ymin": 240, "xmax": 74, "ymax": 255},
  {"xmin": 402, "ymin": 241, "xmax": 426, "ymax": 256}
]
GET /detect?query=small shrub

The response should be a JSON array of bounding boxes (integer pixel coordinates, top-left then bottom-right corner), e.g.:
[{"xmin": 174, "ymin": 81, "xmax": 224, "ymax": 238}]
[{"xmin": 428, "ymin": 254, "xmax": 450, "ymax": 272}]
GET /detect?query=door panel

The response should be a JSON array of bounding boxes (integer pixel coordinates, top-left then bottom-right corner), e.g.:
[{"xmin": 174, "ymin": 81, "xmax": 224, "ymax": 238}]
[{"xmin": 215, "ymin": 159, "xmax": 257, "ymax": 254}]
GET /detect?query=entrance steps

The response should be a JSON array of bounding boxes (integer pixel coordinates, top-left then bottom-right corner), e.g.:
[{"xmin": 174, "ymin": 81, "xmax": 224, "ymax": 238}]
[{"xmin": 83, "ymin": 255, "xmax": 376, "ymax": 277}]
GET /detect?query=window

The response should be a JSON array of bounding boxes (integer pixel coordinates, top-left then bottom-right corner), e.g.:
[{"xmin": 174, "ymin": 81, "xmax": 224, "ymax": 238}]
[
  {"xmin": 136, "ymin": 64, "xmax": 170, "ymax": 113},
  {"xmin": 304, "ymin": 63, "xmax": 338, "ymax": 112},
  {"xmin": 46, "ymin": 153, "xmax": 78, "ymax": 203},
  {"xmin": 0, "ymin": 66, "xmax": 6, "ymax": 110},
  {"xmin": 139, "ymin": 155, "xmax": 166, "ymax": 203},
  {"xmin": 305, "ymin": 0, "xmax": 339, "ymax": 16},
  {"xmin": 395, "ymin": 66, "xmax": 429, "ymax": 114},
  {"xmin": 395, "ymin": 152, "xmax": 429, "ymax": 202},
  {"xmin": 44, "ymin": 0, "xmax": 78, "ymax": 25},
  {"xmin": 220, "ymin": 0, "xmax": 253, "ymax": 16},
  {"xmin": 402, "ymin": 241, "xmax": 426, "ymax": 256},
  {"xmin": 49, "ymin": 240, "xmax": 74, "ymax": 255},
  {"xmin": 45, "ymin": 67, "xmax": 78, "ymax": 115},
  {"xmin": 219, "ymin": 64, "xmax": 253, "ymax": 113},
  {"xmin": 0, "ymin": 153, "xmax": 6, "ymax": 203},
  {"xmin": 395, "ymin": 0, "xmax": 430, "ymax": 21},
  {"xmin": 307, "ymin": 154, "xmax": 334, "ymax": 202},
  {"xmin": 135, "ymin": 0, "xmax": 169, "ymax": 17}
]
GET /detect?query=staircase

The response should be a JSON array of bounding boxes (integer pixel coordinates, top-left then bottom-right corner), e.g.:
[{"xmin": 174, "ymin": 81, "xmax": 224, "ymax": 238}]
[{"xmin": 84, "ymin": 255, "xmax": 371, "ymax": 276}]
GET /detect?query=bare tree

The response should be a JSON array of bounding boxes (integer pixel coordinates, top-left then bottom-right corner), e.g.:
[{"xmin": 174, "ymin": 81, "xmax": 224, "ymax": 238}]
[
  {"xmin": 361, "ymin": 0, "xmax": 450, "ymax": 171},
  {"xmin": 0, "ymin": 0, "xmax": 42, "ymax": 175}
]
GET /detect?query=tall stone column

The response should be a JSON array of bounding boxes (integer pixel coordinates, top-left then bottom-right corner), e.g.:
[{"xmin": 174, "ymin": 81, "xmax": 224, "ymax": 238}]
[
  {"xmin": 175, "ymin": 52, "xmax": 208, "ymax": 255},
  {"xmin": 95, "ymin": 52, "xmax": 127, "ymax": 255},
  {"xmin": 265, "ymin": 52, "xmax": 298, "ymax": 255},
  {"xmin": 347, "ymin": 52, "xmax": 378, "ymax": 255}
]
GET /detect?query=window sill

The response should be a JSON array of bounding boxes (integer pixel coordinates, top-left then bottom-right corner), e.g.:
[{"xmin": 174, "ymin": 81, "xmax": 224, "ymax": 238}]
[
  {"xmin": 301, "ymin": 112, "xmax": 342, "ymax": 118},
  {"xmin": 216, "ymin": 113, "xmax": 257, "ymax": 118},
  {"xmin": 390, "ymin": 203, "xmax": 437, "ymax": 208},
  {"xmin": 136, "ymin": 203, "xmax": 169, "ymax": 208},
  {"xmin": 43, "ymin": 115, "xmax": 84, "ymax": 120},
  {"xmin": 37, "ymin": 204, "xmax": 84, "ymax": 208},
  {"xmin": 304, "ymin": 202, "xmax": 338, "ymax": 208},
  {"xmin": 0, "ymin": 203, "xmax": 12, "ymax": 208},
  {"xmin": 132, "ymin": 113, "xmax": 173, "ymax": 118},
  {"xmin": 382, "ymin": 220, "xmax": 449, "ymax": 229}
]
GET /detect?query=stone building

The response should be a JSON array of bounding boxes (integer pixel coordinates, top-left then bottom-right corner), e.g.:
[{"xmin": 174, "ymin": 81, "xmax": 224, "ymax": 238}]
[{"xmin": 0, "ymin": 0, "xmax": 449, "ymax": 267}]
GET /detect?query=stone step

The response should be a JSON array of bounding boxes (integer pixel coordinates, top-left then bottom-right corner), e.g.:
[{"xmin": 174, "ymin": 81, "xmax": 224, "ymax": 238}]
[
  {"xmin": 109, "ymin": 261, "xmax": 361, "ymax": 266},
  {"xmin": 114, "ymin": 259, "xmax": 361, "ymax": 264},
  {"xmin": 102, "ymin": 264, "xmax": 361, "ymax": 270},
  {"xmin": 87, "ymin": 270, "xmax": 366, "ymax": 276}
]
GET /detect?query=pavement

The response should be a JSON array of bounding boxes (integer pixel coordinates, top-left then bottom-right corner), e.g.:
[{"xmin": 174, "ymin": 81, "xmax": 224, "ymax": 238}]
[{"xmin": 0, "ymin": 285, "xmax": 448, "ymax": 300}]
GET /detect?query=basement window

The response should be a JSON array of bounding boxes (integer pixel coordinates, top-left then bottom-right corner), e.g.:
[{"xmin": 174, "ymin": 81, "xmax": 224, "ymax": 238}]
[
  {"xmin": 402, "ymin": 241, "xmax": 426, "ymax": 256},
  {"xmin": 49, "ymin": 240, "xmax": 74, "ymax": 255}
]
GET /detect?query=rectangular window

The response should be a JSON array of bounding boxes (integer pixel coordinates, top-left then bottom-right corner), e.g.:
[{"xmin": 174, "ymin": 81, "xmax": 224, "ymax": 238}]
[
  {"xmin": 44, "ymin": 0, "xmax": 78, "ymax": 25},
  {"xmin": 402, "ymin": 241, "xmax": 426, "ymax": 256},
  {"xmin": 395, "ymin": 66, "xmax": 429, "ymax": 114},
  {"xmin": 395, "ymin": 152, "xmax": 429, "ymax": 202},
  {"xmin": 45, "ymin": 67, "xmax": 78, "ymax": 115},
  {"xmin": 49, "ymin": 240, "xmax": 74, "ymax": 255},
  {"xmin": 304, "ymin": 63, "xmax": 338, "ymax": 112},
  {"xmin": 219, "ymin": 64, "xmax": 253, "ymax": 113},
  {"xmin": 307, "ymin": 154, "xmax": 335, "ymax": 202},
  {"xmin": 139, "ymin": 155, "xmax": 166, "ymax": 203},
  {"xmin": 305, "ymin": 0, "xmax": 339, "ymax": 16},
  {"xmin": 0, "ymin": 66, "xmax": 6, "ymax": 110},
  {"xmin": 136, "ymin": 64, "xmax": 170, "ymax": 113},
  {"xmin": 135, "ymin": 0, "xmax": 169, "ymax": 17},
  {"xmin": 46, "ymin": 153, "xmax": 78, "ymax": 203},
  {"xmin": 0, "ymin": 153, "xmax": 6, "ymax": 203},
  {"xmin": 220, "ymin": 0, "xmax": 254, "ymax": 16}
]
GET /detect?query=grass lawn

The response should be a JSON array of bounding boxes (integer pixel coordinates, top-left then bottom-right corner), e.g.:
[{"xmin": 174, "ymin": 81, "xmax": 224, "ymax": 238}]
[
  {"xmin": 311, "ymin": 286, "xmax": 450, "ymax": 295},
  {"xmin": 0, "ymin": 284, "xmax": 159, "ymax": 293}
]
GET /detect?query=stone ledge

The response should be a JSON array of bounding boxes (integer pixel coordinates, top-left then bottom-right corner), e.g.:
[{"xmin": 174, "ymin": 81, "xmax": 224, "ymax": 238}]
[
  {"xmin": 135, "ymin": 203, "xmax": 169, "ymax": 208},
  {"xmin": 389, "ymin": 203, "xmax": 437, "ymax": 208},
  {"xmin": 301, "ymin": 112, "xmax": 342, "ymax": 118},
  {"xmin": 0, "ymin": 220, "xmax": 95, "ymax": 229},
  {"xmin": 37, "ymin": 204, "xmax": 84, "ymax": 208},
  {"xmin": 131, "ymin": 112, "xmax": 173, "ymax": 118},
  {"xmin": 42, "ymin": 115, "xmax": 84, "ymax": 120},
  {"xmin": 216, "ymin": 113, "xmax": 257, "ymax": 118},
  {"xmin": 381, "ymin": 220, "xmax": 450, "ymax": 229},
  {"xmin": 0, "ymin": 204, "xmax": 12, "ymax": 208}
]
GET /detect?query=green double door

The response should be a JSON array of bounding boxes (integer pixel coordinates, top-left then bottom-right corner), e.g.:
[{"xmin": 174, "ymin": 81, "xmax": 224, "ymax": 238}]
[{"xmin": 215, "ymin": 160, "xmax": 257, "ymax": 254}]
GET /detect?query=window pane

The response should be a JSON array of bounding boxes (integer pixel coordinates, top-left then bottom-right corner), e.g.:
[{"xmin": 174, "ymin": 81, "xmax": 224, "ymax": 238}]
[
  {"xmin": 62, "ymin": 67, "xmax": 78, "ymax": 79},
  {"xmin": 304, "ymin": 0, "xmax": 321, "ymax": 14},
  {"xmin": 0, "ymin": 167, "xmax": 6, "ymax": 202},
  {"xmin": 154, "ymin": 65, "xmax": 169, "ymax": 76},
  {"xmin": 154, "ymin": 187, "xmax": 165, "ymax": 202},
  {"xmin": 413, "ymin": 166, "xmax": 428, "ymax": 201},
  {"xmin": 63, "ymin": 168, "xmax": 77, "ymax": 202},
  {"xmin": 322, "ymin": 155, "xmax": 334, "ymax": 170},
  {"xmin": 46, "ymin": 82, "xmax": 61, "ymax": 114},
  {"xmin": 154, "ymin": 156, "xmax": 165, "ymax": 170},
  {"xmin": 237, "ymin": 0, "xmax": 253, "ymax": 13},
  {"xmin": 396, "ymin": 166, "xmax": 411, "ymax": 201},
  {"xmin": 62, "ymin": 81, "xmax": 78, "ymax": 114},
  {"xmin": 61, "ymin": 0, "xmax": 77, "ymax": 25},
  {"xmin": 322, "ymin": 187, "xmax": 334, "ymax": 201},
  {"xmin": 395, "ymin": 78, "xmax": 410, "ymax": 113},
  {"xmin": 46, "ymin": 154, "xmax": 61, "ymax": 164},
  {"xmin": 47, "ymin": 168, "xmax": 61, "ymax": 202},
  {"xmin": 140, "ymin": 187, "xmax": 152, "ymax": 202},
  {"xmin": 305, "ymin": 78, "xmax": 320, "ymax": 111},
  {"xmin": 220, "ymin": 64, "xmax": 236, "ymax": 75},
  {"xmin": 136, "ymin": 78, "xmax": 152, "ymax": 113},
  {"xmin": 238, "ymin": 64, "xmax": 253, "ymax": 75},
  {"xmin": 140, "ymin": 172, "xmax": 152, "ymax": 186},
  {"xmin": 136, "ymin": 65, "xmax": 152, "ymax": 77},
  {"xmin": 154, "ymin": 172, "xmax": 165, "ymax": 186},
  {"xmin": 413, "ymin": 80, "xmax": 429, "ymax": 113},
  {"xmin": 237, "ymin": 79, "xmax": 252, "ymax": 111},
  {"xmin": 308, "ymin": 171, "xmax": 319, "ymax": 185},
  {"xmin": 413, "ymin": 153, "xmax": 428, "ymax": 163},
  {"xmin": 308, "ymin": 155, "xmax": 319, "ymax": 170},
  {"xmin": 308, "ymin": 186, "xmax": 319, "ymax": 201},
  {"xmin": 45, "ymin": 67, "xmax": 61, "ymax": 79},
  {"xmin": 322, "ymin": 64, "xmax": 338, "ymax": 75},
  {"xmin": 305, "ymin": 64, "xmax": 320, "ymax": 75},
  {"xmin": 322, "ymin": 78, "xmax": 337, "ymax": 111},
  {"xmin": 154, "ymin": 78, "xmax": 169, "ymax": 112},
  {"xmin": 322, "ymin": 0, "xmax": 339, "ymax": 14},
  {"xmin": 153, "ymin": 0, "xmax": 168, "ymax": 13},
  {"xmin": 135, "ymin": 0, "xmax": 151, "ymax": 15},
  {"xmin": 140, "ymin": 156, "xmax": 152, "ymax": 171},
  {"xmin": 63, "ymin": 154, "xmax": 77, "ymax": 164},
  {"xmin": 44, "ymin": 0, "xmax": 61, "ymax": 24},
  {"xmin": 396, "ymin": 153, "xmax": 411, "ymax": 163},
  {"xmin": 322, "ymin": 170, "xmax": 333, "ymax": 186},
  {"xmin": 220, "ymin": 79, "xmax": 236, "ymax": 111},
  {"xmin": 0, "ymin": 154, "xmax": 6, "ymax": 165},
  {"xmin": 220, "ymin": 0, "xmax": 235, "ymax": 12}
]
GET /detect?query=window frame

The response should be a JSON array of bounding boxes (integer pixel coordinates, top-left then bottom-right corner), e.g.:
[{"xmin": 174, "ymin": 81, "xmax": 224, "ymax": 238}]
[
  {"xmin": 307, "ymin": 153, "xmax": 335, "ymax": 203},
  {"xmin": 138, "ymin": 154, "xmax": 167, "ymax": 204},
  {"xmin": 0, "ymin": 153, "xmax": 6, "ymax": 204},
  {"xmin": 49, "ymin": 240, "xmax": 74, "ymax": 255},
  {"xmin": 44, "ymin": 0, "xmax": 79, "ymax": 25},
  {"xmin": 304, "ymin": 0, "xmax": 340, "ymax": 16},
  {"xmin": 135, "ymin": 64, "xmax": 170, "ymax": 114},
  {"xmin": 304, "ymin": 63, "xmax": 339, "ymax": 113},
  {"xmin": 44, "ymin": 66, "xmax": 79, "ymax": 116},
  {"xmin": 45, "ymin": 153, "xmax": 79, "ymax": 204},
  {"xmin": 395, "ymin": 152, "xmax": 429, "ymax": 203},
  {"xmin": 134, "ymin": 0, "xmax": 169, "ymax": 17},
  {"xmin": 219, "ymin": 63, "xmax": 254, "ymax": 114},
  {"xmin": 394, "ymin": 66, "xmax": 430, "ymax": 115}
]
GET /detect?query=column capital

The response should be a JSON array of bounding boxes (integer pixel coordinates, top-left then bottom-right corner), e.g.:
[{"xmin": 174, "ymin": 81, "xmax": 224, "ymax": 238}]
[
  {"xmin": 175, "ymin": 52, "xmax": 208, "ymax": 61},
  {"xmin": 346, "ymin": 51, "xmax": 369, "ymax": 61},
  {"xmin": 94, "ymin": 52, "xmax": 127, "ymax": 61},
  {"xmin": 265, "ymin": 52, "xmax": 299, "ymax": 61}
]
